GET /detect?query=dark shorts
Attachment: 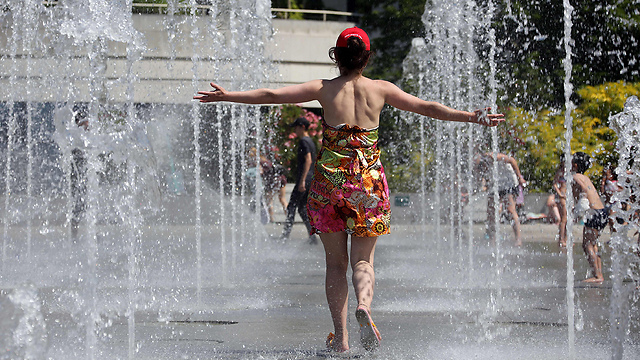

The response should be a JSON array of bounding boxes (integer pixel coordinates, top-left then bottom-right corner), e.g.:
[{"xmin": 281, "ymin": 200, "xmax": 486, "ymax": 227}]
[
  {"xmin": 584, "ymin": 207, "xmax": 610, "ymax": 231},
  {"xmin": 498, "ymin": 186, "xmax": 518, "ymax": 198}
]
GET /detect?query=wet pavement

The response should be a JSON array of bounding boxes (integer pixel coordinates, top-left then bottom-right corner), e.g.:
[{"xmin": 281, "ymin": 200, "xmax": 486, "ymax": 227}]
[
  {"xmin": 122, "ymin": 222, "xmax": 640, "ymax": 359},
  {"xmin": 1, "ymin": 206, "xmax": 640, "ymax": 359}
]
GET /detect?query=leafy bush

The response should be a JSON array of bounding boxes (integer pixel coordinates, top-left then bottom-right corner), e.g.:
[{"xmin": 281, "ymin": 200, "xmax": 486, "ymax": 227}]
[{"xmin": 502, "ymin": 81, "xmax": 640, "ymax": 192}]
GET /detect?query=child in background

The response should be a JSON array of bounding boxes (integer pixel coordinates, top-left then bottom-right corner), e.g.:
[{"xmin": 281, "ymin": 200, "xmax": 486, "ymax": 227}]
[
  {"xmin": 571, "ymin": 152, "xmax": 607, "ymax": 283},
  {"xmin": 553, "ymin": 154, "xmax": 568, "ymax": 248}
]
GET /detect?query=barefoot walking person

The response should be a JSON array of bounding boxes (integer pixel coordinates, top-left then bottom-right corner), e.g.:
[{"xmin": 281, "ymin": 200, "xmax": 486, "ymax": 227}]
[
  {"xmin": 194, "ymin": 27, "xmax": 504, "ymax": 353},
  {"xmin": 553, "ymin": 154, "xmax": 569, "ymax": 248},
  {"xmin": 475, "ymin": 152, "xmax": 527, "ymax": 246},
  {"xmin": 570, "ymin": 152, "xmax": 608, "ymax": 283}
]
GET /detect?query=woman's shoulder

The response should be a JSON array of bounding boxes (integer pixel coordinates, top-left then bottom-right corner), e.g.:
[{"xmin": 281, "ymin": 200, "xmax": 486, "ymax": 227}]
[
  {"xmin": 325, "ymin": 75, "xmax": 391, "ymax": 86},
  {"xmin": 358, "ymin": 78, "xmax": 400, "ymax": 98},
  {"xmin": 367, "ymin": 78, "xmax": 395, "ymax": 88}
]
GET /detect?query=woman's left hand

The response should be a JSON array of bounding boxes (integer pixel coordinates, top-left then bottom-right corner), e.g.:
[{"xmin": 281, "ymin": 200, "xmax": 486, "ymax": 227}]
[
  {"xmin": 193, "ymin": 82, "xmax": 227, "ymax": 102},
  {"xmin": 473, "ymin": 108, "xmax": 505, "ymax": 127}
]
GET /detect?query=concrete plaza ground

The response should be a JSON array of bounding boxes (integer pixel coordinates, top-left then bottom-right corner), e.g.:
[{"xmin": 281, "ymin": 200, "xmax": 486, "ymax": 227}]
[
  {"xmin": 115, "ymin": 220, "xmax": 640, "ymax": 360},
  {"xmin": 1, "ymin": 189, "xmax": 639, "ymax": 359}
]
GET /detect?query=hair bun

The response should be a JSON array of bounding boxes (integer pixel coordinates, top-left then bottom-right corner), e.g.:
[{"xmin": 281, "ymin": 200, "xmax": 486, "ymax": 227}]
[{"xmin": 347, "ymin": 36, "xmax": 366, "ymax": 51}]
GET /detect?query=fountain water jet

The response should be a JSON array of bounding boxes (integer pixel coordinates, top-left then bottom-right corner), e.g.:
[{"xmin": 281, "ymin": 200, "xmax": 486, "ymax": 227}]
[
  {"xmin": 1, "ymin": 1, "xmax": 275, "ymax": 357},
  {"xmin": 562, "ymin": 0, "xmax": 577, "ymax": 356},
  {"xmin": 1, "ymin": 1, "xmax": 639, "ymax": 359},
  {"xmin": 609, "ymin": 96, "xmax": 640, "ymax": 360}
]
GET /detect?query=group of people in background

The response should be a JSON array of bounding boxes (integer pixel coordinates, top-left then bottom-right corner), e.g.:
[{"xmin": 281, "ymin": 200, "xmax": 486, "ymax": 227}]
[
  {"xmin": 248, "ymin": 116, "xmax": 319, "ymax": 244},
  {"xmin": 256, "ymin": 128, "xmax": 635, "ymax": 286},
  {"xmin": 472, "ymin": 149, "xmax": 639, "ymax": 285},
  {"xmin": 548, "ymin": 152, "xmax": 639, "ymax": 284}
]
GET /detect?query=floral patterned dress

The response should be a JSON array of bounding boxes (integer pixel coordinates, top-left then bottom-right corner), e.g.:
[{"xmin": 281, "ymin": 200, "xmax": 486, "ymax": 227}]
[{"xmin": 307, "ymin": 120, "xmax": 391, "ymax": 237}]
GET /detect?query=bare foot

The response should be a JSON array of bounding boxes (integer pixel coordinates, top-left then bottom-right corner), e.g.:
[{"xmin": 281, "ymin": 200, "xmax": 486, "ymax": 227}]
[
  {"xmin": 583, "ymin": 277, "xmax": 604, "ymax": 283},
  {"xmin": 326, "ymin": 333, "xmax": 349, "ymax": 353},
  {"xmin": 514, "ymin": 239, "xmax": 522, "ymax": 247}
]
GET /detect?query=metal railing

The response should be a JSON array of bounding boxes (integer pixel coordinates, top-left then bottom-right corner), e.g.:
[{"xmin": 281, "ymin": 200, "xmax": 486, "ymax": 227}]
[
  {"xmin": 271, "ymin": 8, "xmax": 357, "ymax": 22},
  {"xmin": 37, "ymin": 1, "xmax": 358, "ymax": 21}
]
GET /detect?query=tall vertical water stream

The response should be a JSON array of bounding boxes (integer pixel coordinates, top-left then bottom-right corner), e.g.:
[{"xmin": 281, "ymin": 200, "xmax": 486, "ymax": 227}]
[
  {"xmin": 0, "ymin": 1, "xmax": 273, "ymax": 358},
  {"xmin": 609, "ymin": 96, "xmax": 640, "ymax": 360},
  {"xmin": 1, "ymin": 1, "xmax": 638, "ymax": 359},
  {"xmin": 406, "ymin": 0, "xmax": 505, "ymax": 335},
  {"xmin": 562, "ymin": 0, "xmax": 577, "ymax": 357}
]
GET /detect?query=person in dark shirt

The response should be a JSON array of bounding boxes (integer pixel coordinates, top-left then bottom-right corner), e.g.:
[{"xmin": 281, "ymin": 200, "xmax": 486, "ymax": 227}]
[{"xmin": 281, "ymin": 117, "xmax": 317, "ymax": 243}]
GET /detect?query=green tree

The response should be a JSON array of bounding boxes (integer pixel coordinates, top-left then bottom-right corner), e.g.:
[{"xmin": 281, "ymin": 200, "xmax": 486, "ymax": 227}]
[
  {"xmin": 132, "ymin": 0, "xmax": 194, "ymax": 15},
  {"xmin": 494, "ymin": 0, "xmax": 640, "ymax": 110},
  {"xmin": 501, "ymin": 81, "xmax": 640, "ymax": 192},
  {"xmin": 355, "ymin": 0, "xmax": 427, "ymax": 83},
  {"xmin": 271, "ymin": 0, "xmax": 305, "ymax": 19}
]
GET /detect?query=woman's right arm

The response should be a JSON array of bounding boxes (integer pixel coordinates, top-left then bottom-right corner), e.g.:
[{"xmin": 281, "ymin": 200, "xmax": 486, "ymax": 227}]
[
  {"xmin": 194, "ymin": 80, "xmax": 323, "ymax": 105},
  {"xmin": 380, "ymin": 80, "xmax": 504, "ymax": 126}
]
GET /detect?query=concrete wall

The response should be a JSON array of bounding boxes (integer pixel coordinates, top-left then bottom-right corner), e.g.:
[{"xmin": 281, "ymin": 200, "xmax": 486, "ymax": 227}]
[
  {"xmin": 268, "ymin": 19, "xmax": 351, "ymax": 107},
  {"xmin": 0, "ymin": 11, "xmax": 351, "ymax": 107}
]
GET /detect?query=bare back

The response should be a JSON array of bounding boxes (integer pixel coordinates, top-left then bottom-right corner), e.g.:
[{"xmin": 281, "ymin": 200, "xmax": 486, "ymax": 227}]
[
  {"xmin": 194, "ymin": 73, "xmax": 501, "ymax": 127},
  {"xmin": 318, "ymin": 75, "xmax": 387, "ymax": 129}
]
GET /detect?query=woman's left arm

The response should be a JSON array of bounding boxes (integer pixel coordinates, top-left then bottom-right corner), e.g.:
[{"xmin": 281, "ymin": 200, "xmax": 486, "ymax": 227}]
[{"xmin": 381, "ymin": 80, "xmax": 504, "ymax": 126}]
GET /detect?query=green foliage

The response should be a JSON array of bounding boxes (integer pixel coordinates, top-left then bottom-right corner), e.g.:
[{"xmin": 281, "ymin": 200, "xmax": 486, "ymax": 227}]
[
  {"xmin": 500, "ymin": 81, "xmax": 640, "ymax": 192},
  {"xmin": 574, "ymin": 81, "xmax": 640, "ymax": 168},
  {"xmin": 495, "ymin": 0, "xmax": 640, "ymax": 109},
  {"xmin": 132, "ymin": 0, "xmax": 209, "ymax": 15},
  {"xmin": 501, "ymin": 108, "xmax": 566, "ymax": 192},
  {"xmin": 272, "ymin": 0, "xmax": 339, "ymax": 21},
  {"xmin": 271, "ymin": 0, "xmax": 305, "ymax": 20},
  {"xmin": 355, "ymin": 0, "xmax": 427, "ymax": 83}
]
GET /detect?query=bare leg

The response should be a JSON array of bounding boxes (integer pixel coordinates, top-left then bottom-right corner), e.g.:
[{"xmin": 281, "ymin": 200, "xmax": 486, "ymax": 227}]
[
  {"xmin": 351, "ymin": 236, "xmax": 380, "ymax": 350},
  {"xmin": 319, "ymin": 232, "xmax": 350, "ymax": 351},
  {"xmin": 546, "ymin": 194, "xmax": 560, "ymax": 223},
  {"xmin": 264, "ymin": 191, "xmax": 275, "ymax": 222},
  {"xmin": 582, "ymin": 227, "xmax": 604, "ymax": 283},
  {"xmin": 557, "ymin": 197, "xmax": 567, "ymax": 248},
  {"xmin": 551, "ymin": 205, "xmax": 561, "ymax": 224},
  {"xmin": 278, "ymin": 186, "xmax": 288, "ymax": 212},
  {"xmin": 350, "ymin": 236, "xmax": 377, "ymax": 311},
  {"xmin": 486, "ymin": 193, "xmax": 497, "ymax": 244},
  {"xmin": 505, "ymin": 194, "xmax": 522, "ymax": 246}
]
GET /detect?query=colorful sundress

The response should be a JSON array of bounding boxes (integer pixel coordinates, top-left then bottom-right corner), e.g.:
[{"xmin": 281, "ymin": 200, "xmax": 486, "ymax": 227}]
[{"xmin": 307, "ymin": 120, "xmax": 391, "ymax": 237}]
